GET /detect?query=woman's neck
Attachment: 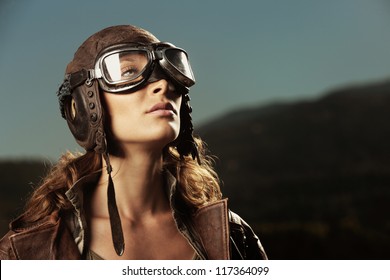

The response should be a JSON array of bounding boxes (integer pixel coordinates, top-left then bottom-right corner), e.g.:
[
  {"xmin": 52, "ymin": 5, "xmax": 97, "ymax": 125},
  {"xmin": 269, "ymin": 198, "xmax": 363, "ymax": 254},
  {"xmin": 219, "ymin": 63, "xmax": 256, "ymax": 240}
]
[{"xmin": 94, "ymin": 148, "xmax": 169, "ymax": 221}]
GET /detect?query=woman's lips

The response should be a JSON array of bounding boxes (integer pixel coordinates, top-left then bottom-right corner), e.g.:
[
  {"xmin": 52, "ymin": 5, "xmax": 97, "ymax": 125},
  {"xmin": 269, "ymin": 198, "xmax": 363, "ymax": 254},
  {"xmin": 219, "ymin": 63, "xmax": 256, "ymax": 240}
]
[{"xmin": 146, "ymin": 102, "xmax": 177, "ymax": 116}]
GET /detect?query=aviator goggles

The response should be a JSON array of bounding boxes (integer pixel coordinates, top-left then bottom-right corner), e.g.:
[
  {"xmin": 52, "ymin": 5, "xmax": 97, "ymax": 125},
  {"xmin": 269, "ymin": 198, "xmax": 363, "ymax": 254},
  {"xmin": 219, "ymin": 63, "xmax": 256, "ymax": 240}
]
[{"xmin": 89, "ymin": 42, "xmax": 195, "ymax": 93}]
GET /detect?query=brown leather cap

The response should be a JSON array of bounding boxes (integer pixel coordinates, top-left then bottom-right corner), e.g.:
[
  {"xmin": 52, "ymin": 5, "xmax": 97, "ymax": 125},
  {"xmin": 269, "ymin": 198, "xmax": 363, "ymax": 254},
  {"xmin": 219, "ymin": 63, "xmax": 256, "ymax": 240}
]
[{"xmin": 65, "ymin": 25, "xmax": 159, "ymax": 74}]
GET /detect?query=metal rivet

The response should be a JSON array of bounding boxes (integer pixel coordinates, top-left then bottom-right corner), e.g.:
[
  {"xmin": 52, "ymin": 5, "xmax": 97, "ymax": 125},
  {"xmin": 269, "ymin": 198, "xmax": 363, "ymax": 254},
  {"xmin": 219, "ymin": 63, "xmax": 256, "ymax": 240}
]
[
  {"xmin": 89, "ymin": 102, "xmax": 95, "ymax": 109},
  {"xmin": 90, "ymin": 113, "xmax": 97, "ymax": 122},
  {"xmin": 87, "ymin": 91, "xmax": 94, "ymax": 97}
]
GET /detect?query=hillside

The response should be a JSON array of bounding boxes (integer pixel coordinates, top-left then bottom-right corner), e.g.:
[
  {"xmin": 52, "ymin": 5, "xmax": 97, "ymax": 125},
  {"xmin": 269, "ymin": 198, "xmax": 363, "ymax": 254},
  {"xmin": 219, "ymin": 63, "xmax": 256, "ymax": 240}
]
[{"xmin": 197, "ymin": 79, "xmax": 390, "ymax": 259}]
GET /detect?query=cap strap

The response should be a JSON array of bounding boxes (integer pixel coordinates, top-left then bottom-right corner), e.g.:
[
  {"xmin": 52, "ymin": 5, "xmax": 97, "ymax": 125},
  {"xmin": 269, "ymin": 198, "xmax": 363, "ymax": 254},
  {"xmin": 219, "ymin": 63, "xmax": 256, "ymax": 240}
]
[
  {"xmin": 107, "ymin": 171, "xmax": 125, "ymax": 256},
  {"xmin": 103, "ymin": 152, "xmax": 125, "ymax": 256}
]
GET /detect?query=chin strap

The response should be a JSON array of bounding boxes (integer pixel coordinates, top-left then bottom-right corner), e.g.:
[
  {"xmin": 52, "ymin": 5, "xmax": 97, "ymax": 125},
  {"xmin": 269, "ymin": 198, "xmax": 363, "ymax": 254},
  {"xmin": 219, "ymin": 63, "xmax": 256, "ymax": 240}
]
[
  {"xmin": 101, "ymin": 148, "xmax": 125, "ymax": 256},
  {"xmin": 95, "ymin": 128, "xmax": 125, "ymax": 256}
]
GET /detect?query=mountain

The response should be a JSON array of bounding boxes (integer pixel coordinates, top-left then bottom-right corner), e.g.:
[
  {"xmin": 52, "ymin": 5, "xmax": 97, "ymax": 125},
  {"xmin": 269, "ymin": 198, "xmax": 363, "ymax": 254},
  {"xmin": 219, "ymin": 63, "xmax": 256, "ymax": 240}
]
[{"xmin": 197, "ymin": 79, "xmax": 390, "ymax": 259}]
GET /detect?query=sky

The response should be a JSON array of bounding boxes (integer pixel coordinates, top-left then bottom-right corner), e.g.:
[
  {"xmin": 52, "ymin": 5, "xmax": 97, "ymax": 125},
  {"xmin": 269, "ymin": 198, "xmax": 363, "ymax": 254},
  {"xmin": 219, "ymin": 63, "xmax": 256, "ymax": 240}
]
[{"xmin": 1, "ymin": 0, "xmax": 390, "ymax": 159}]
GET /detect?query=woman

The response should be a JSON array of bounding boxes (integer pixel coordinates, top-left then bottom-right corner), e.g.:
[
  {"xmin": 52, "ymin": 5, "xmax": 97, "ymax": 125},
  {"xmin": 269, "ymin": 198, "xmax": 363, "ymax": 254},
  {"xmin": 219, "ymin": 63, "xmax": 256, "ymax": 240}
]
[{"xmin": 0, "ymin": 25, "xmax": 267, "ymax": 260}]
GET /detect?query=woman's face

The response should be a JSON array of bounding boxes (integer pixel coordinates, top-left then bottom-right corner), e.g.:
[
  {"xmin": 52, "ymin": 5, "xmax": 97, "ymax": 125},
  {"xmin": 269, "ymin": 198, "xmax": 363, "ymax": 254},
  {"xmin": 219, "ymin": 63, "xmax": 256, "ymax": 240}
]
[{"xmin": 102, "ymin": 79, "xmax": 182, "ymax": 152}]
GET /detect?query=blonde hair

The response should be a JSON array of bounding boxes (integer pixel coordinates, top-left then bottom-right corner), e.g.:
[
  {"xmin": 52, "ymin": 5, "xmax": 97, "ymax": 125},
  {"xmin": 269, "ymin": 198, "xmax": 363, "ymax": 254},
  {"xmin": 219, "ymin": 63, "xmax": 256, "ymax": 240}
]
[
  {"xmin": 165, "ymin": 137, "xmax": 222, "ymax": 210},
  {"xmin": 22, "ymin": 136, "xmax": 222, "ymax": 223}
]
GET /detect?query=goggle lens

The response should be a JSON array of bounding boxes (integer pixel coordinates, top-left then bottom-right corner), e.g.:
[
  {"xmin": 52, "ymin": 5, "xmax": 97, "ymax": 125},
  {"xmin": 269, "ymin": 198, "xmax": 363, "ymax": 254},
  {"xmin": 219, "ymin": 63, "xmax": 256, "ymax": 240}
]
[
  {"xmin": 164, "ymin": 49, "xmax": 194, "ymax": 82},
  {"xmin": 101, "ymin": 50, "xmax": 150, "ymax": 85}
]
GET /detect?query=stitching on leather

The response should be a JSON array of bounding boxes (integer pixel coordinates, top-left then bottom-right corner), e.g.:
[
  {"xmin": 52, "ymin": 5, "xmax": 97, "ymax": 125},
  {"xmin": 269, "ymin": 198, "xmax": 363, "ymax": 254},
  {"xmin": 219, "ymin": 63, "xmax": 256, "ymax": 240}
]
[
  {"xmin": 221, "ymin": 199, "xmax": 229, "ymax": 259},
  {"xmin": 194, "ymin": 198, "xmax": 228, "ymax": 218}
]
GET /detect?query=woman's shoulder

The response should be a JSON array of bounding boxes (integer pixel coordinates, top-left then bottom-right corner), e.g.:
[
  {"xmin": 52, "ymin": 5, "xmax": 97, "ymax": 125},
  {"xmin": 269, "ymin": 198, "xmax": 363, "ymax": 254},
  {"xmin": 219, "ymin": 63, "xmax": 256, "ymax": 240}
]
[
  {"xmin": 0, "ymin": 211, "xmax": 61, "ymax": 259},
  {"xmin": 228, "ymin": 210, "xmax": 256, "ymax": 229},
  {"xmin": 0, "ymin": 210, "xmax": 80, "ymax": 260},
  {"xmin": 228, "ymin": 210, "xmax": 268, "ymax": 260}
]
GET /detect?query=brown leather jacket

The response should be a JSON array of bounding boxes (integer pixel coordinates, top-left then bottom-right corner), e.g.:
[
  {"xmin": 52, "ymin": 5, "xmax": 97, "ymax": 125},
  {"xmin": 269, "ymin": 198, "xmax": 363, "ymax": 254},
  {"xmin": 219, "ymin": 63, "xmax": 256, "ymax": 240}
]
[{"xmin": 0, "ymin": 172, "xmax": 267, "ymax": 260}]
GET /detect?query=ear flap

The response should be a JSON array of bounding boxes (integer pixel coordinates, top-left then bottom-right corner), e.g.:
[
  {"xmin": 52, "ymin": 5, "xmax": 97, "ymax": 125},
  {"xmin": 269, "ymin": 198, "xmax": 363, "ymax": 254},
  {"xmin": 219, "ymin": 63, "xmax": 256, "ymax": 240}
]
[{"xmin": 60, "ymin": 78, "xmax": 104, "ymax": 151}]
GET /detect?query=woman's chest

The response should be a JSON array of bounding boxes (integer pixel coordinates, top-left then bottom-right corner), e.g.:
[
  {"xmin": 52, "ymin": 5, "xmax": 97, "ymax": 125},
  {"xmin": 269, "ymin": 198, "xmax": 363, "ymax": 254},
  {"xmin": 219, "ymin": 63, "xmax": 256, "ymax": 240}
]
[{"xmin": 87, "ymin": 216, "xmax": 195, "ymax": 260}]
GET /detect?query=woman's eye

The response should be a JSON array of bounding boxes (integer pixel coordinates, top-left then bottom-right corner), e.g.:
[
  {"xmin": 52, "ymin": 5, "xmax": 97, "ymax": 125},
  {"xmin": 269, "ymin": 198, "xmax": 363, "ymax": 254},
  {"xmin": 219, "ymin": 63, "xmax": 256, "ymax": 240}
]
[{"xmin": 121, "ymin": 66, "xmax": 138, "ymax": 78}]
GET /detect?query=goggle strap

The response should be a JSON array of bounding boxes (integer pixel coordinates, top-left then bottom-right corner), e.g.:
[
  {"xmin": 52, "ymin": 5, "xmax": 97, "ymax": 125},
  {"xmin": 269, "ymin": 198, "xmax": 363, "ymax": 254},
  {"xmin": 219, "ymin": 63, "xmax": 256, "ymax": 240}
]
[{"xmin": 68, "ymin": 69, "xmax": 89, "ymax": 89}]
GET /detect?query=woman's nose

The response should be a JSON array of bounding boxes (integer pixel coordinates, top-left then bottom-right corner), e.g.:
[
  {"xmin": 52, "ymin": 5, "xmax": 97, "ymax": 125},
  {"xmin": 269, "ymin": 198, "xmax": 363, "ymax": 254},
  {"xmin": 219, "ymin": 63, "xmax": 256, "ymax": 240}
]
[{"xmin": 148, "ymin": 79, "xmax": 176, "ymax": 96}]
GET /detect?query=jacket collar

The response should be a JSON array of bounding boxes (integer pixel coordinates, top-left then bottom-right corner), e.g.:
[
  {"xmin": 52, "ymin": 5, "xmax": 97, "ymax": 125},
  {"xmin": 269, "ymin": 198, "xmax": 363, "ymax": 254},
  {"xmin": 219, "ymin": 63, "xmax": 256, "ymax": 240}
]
[
  {"xmin": 193, "ymin": 199, "xmax": 230, "ymax": 259},
  {"xmin": 165, "ymin": 171, "xmax": 230, "ymax": 259},
  {"xmin": 8, "ymin": 170, "xmax": 230, "ymax": 260},
  {"xmin": 65, "ymin": 170, "xmax": 101, "ymax": 255}
]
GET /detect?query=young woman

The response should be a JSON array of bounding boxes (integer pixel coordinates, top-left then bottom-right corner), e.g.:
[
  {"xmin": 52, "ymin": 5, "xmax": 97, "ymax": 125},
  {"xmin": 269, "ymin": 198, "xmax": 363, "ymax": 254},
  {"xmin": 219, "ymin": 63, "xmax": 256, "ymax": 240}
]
[{"xmin": 0, "ymin": 25, "xmax": 267, "ymax": 260}]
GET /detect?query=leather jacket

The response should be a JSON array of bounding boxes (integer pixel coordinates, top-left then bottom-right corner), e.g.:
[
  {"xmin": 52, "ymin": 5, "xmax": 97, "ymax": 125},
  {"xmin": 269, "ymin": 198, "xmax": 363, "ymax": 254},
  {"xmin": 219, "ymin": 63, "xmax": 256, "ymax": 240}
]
[{"xmin": 0, "ymin": 171, "xmax": 267, "ymax": 260}]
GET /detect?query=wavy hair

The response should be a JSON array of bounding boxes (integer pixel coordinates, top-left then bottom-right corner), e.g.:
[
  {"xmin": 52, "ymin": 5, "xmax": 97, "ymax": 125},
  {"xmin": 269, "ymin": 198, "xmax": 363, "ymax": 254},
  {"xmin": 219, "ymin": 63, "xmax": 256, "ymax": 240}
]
[{"xmin": 21, "ymin": 137, "xmax": 222, "ymax": 223}]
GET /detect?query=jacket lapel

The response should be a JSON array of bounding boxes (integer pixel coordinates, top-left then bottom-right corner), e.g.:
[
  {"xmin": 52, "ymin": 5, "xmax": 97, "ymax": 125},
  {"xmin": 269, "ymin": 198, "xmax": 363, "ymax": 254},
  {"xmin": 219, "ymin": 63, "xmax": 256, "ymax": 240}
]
[{"xmin": 193, "ymin": 199, "xmax": 230, "ymax": 260}]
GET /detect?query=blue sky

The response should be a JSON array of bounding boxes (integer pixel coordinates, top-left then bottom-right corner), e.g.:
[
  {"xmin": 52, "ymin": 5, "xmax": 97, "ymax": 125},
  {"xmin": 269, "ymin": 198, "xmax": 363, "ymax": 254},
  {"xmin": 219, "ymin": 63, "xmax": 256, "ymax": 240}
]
[{"xmin": 1, "ymin": 0, "xmax": 390, "ymax": 159}]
